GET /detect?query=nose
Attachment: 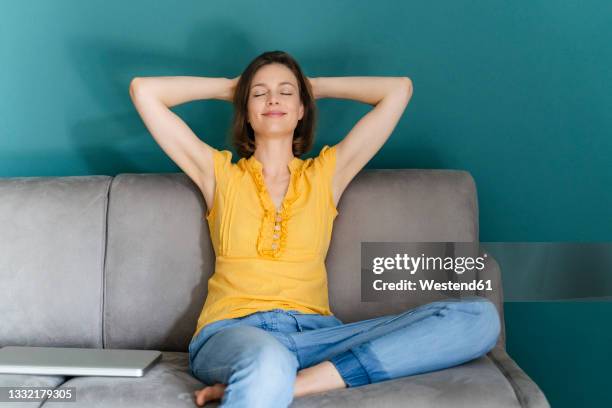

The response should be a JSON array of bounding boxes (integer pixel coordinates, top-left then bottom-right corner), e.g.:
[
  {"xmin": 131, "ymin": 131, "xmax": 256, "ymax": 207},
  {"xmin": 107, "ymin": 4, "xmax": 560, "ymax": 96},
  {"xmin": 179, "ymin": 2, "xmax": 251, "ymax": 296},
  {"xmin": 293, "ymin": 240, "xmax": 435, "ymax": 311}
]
[{"xmin": 266, "ymin": 93, "xmax": 279, "ymax": 105}]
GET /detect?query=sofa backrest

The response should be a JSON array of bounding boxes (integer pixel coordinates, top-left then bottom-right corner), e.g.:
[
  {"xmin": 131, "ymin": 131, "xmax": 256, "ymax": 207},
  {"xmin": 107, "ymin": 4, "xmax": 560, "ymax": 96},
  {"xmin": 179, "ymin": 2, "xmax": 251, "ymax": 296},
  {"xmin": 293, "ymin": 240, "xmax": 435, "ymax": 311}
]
[
  {"xmin": 0, "ymin": 176, "xmax": 111, "ymax": 348},
  {"xmin": 1, "ymin": 169, "xmax": 492, "ymax": 352}
]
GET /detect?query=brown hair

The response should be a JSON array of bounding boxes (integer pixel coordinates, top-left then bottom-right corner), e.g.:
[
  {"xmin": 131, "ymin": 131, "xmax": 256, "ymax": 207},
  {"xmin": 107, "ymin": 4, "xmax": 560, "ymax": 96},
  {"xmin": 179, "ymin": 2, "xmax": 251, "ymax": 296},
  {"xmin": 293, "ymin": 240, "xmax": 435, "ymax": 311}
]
[{"xmin": 229, "ymin": 50, "xmax": 317, "ymax": 158}]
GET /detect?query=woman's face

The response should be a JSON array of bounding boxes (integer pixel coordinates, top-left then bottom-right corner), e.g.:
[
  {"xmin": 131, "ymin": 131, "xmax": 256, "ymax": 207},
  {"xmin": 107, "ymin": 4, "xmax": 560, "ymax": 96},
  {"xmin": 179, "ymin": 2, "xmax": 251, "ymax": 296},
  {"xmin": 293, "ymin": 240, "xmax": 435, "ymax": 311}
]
[{"xmin": 246, "ymin": 63, "xmax": 304, "ymax": 139}]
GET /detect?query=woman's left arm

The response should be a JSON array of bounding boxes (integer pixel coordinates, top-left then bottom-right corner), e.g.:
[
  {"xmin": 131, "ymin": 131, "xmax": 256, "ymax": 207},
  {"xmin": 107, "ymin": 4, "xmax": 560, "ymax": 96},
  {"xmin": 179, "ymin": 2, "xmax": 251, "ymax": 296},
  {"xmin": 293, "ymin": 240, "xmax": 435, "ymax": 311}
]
[{"xmin": 308, "ymin": 76, "xmax": 413, "ymax": 201}]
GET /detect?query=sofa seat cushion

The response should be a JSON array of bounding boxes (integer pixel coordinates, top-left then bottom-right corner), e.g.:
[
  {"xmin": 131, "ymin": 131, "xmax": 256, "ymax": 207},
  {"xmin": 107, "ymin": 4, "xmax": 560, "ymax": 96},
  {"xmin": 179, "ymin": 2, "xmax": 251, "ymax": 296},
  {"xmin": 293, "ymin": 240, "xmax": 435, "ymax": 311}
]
[
  {"xmin": 291, "ymin": 354, "xmax": 520, "ymax": 408},
  {"xmin": 15, "ymin": 351, "xmax": 523, "ymax": 407},
  {"xmin": 47, "ymin": 352, "xmax": 201, "ymax": 407}
]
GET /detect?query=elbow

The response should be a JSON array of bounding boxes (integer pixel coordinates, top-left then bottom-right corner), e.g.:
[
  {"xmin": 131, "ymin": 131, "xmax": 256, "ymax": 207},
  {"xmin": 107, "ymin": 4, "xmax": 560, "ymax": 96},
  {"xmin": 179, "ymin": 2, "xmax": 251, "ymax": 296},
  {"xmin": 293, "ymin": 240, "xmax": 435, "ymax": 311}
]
[
  {"xmin": 129, "ymin": 77, "xmax": 145, "ymax": 98},
  {"xmin": 401, "ymin": 77, "xmax": 413, "ymax": 95},
  {"xmin": 387, "ymin": 77, "xmax": 412, "ymax": 106}
]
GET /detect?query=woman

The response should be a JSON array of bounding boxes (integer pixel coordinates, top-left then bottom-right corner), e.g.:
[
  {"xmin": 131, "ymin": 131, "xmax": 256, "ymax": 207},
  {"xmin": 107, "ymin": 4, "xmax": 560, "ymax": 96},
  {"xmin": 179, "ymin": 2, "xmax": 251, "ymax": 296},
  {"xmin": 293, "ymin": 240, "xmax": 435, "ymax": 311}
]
[{"xmin": 129, "ymin": 50, "xmax": 500, "ymax": 407}]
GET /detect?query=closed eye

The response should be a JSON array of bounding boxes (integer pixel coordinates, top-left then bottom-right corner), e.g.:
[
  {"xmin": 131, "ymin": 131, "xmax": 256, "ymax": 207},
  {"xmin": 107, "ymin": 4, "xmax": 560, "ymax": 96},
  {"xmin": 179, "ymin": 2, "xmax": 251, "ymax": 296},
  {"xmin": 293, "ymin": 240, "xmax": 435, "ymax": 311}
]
[{"xmin": 254, "ymin": 93, "xmax": 293, "ymax": 97}]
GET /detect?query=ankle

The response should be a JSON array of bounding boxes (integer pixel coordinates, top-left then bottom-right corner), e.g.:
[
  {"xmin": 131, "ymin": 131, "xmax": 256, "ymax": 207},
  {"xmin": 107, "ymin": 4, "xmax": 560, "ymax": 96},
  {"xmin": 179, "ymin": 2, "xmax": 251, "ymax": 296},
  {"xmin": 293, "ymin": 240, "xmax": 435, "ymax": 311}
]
[{"xmin": 293, "ymin": 361, "xmax": 346, "ymax": 398}]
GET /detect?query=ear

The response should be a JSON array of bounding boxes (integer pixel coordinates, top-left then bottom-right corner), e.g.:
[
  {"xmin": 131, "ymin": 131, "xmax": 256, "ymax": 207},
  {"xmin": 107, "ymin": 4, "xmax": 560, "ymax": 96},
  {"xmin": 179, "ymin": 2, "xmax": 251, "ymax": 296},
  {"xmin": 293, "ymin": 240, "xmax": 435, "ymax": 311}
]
[{"xmin": 298, "ymin": 102, "xmax": 304, "ymax": 121}]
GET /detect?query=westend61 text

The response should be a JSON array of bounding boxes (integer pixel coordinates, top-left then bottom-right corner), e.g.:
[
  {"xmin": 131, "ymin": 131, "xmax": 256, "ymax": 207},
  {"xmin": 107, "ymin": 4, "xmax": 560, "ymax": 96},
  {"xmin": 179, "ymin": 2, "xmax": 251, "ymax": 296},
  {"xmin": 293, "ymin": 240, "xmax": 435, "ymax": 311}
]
[{"xmin": 373, "ymin": 279, "xmax": 493, "ymax": 291}]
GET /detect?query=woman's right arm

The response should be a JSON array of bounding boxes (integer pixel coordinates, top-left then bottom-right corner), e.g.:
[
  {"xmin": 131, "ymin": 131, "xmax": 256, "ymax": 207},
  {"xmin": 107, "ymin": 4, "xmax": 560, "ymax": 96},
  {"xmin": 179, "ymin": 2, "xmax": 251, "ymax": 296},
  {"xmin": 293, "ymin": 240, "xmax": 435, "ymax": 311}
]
[{"xmin": 128, "ymin": 76, "xmax": 237, "ymax": 204}]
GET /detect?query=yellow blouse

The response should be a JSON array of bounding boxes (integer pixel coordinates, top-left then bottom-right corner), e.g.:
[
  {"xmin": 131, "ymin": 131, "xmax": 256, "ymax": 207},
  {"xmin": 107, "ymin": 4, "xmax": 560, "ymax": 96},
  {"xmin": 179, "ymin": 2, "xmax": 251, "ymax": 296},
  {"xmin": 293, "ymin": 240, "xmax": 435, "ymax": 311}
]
[{"xmin": 192, "ymin": 144, "xmax": 339, "ymax": 340}]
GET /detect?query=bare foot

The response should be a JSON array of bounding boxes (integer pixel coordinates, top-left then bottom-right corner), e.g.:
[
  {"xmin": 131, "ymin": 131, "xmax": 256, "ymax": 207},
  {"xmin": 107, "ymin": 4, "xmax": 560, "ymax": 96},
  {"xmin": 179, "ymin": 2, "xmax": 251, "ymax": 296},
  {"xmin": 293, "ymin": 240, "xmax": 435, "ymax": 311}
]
[{"xmin": 194, "ymin": 383, "xmax": 227, "ymax": 406}]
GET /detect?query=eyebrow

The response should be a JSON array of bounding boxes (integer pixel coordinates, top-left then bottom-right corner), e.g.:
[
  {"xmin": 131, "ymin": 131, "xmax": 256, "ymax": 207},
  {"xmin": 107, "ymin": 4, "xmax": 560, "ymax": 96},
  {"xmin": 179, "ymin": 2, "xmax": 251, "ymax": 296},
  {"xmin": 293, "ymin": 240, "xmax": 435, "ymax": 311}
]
[{"xmin": 251, "ymin": 81, "xmax": 296, "ymax": 89}]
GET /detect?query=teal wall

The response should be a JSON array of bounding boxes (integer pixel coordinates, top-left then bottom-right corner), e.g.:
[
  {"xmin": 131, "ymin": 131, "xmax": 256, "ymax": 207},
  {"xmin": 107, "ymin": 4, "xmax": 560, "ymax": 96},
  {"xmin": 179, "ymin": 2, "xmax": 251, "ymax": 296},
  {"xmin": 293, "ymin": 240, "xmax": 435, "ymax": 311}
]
[
  {"xmin": 2, "ymin": 1, "xmax": 610, "ymax": 406},
  {"xmin": 506, "ymin": 302, "xmax": 612, "ymax": 407}
]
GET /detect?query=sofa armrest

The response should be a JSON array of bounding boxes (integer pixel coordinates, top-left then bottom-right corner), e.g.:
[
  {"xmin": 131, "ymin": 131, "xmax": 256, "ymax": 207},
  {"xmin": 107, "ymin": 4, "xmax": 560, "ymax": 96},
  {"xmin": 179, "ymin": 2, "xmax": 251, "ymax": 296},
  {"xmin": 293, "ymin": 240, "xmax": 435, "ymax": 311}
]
[
  {"xmin": 478, "ymin": 252, "xmax": 550, "ymax": 407},
  {"xmin": 489, "ymin": 345, "xmax": 551, "ymax": 408},
  {"xmin": 476, "ymin": 247, "xmax": 506, "ymax": 350},
  {"xmin": 477, "ymin": 249, "xmax": 506, "ymax": 350}
]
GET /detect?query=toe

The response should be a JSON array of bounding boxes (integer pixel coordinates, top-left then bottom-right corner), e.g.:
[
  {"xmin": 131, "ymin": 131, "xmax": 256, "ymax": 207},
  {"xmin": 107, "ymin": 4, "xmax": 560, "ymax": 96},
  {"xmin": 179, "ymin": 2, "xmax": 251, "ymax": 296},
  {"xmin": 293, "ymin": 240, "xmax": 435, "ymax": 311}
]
[{"xmin": 194, "ymin": 389, "xmax": 205, "ymax": 406}]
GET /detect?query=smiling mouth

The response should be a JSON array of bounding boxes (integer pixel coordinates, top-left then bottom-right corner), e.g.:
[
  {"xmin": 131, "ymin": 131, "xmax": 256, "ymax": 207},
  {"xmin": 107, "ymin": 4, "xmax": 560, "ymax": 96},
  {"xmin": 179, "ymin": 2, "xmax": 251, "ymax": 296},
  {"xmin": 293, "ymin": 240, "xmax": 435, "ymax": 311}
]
[{"xmin": 263, "ymin": 113, "xmax": 286, "ymax": 117}]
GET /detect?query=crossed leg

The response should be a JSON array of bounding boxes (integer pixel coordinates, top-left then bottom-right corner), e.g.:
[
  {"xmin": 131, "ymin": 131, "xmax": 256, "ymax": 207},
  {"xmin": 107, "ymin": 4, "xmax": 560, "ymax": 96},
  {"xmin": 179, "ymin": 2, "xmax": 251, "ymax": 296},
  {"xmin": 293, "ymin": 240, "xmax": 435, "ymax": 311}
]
[
  {"xmin": 192, "ymin": 297, "xmax": 500, "ymax": 406},
  {"xmin": 194, "ymin": 360, "xmax": 344, "ymax": 406},
  {"xmin": 191, "ymin": 325, "xmax": 299, "ymax": 408}
]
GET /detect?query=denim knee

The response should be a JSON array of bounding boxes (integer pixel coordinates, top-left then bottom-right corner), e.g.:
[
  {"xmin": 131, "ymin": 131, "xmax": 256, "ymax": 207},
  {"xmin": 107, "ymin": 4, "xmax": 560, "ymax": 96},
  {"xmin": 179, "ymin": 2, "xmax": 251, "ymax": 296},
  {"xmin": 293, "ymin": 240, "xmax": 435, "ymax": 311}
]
[
  {"xmin": 236, "ymin": 342, "xmax": 299, "ymax": 378},
  {"xmin": 478, "ymin": 299, "xmax": 501, "ymax": 352},
  {"xmin": 464, "ymin": 298, "xmax": 501, "ymax": 356},
  {"xmin": 227, "ymin": 343, "xmax": 299, "ymax": 407}
]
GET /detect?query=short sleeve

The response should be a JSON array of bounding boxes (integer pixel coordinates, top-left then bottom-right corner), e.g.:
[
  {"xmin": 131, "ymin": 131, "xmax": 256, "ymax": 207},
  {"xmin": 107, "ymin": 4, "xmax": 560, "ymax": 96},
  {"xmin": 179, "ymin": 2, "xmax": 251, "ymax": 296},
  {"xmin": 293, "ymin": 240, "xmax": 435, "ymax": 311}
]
[
  {"xmin": 314, "ymin": 144, "xmax": 337, "ymax": 181},
  {"xmin": 205, "ymin": 148, "xmax": 234, "ymax": 220},
  {"xmin": 211, "ymin": 148, "xmax": 234, "ymax": 191},
  {"xmin": 313, "ymin": 144, "xmax": 338, "ymax": 214}
]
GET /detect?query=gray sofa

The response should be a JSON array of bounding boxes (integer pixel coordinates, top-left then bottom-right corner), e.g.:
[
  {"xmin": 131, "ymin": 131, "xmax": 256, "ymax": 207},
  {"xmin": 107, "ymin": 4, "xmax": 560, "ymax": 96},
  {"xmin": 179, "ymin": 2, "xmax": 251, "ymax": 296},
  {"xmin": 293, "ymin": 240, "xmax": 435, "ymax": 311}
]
[{"xmin": 0, "ymin": 168, "xmax": 549, "ymax": 407}]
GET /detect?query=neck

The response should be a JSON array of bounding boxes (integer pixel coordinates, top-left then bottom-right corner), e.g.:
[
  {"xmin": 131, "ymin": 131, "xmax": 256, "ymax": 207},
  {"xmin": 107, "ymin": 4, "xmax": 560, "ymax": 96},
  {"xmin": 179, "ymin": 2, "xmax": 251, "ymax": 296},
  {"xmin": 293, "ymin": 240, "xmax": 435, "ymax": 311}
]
[{"xmin": 252, "ymin": 139, "xmax": 295, "ymax": 178}]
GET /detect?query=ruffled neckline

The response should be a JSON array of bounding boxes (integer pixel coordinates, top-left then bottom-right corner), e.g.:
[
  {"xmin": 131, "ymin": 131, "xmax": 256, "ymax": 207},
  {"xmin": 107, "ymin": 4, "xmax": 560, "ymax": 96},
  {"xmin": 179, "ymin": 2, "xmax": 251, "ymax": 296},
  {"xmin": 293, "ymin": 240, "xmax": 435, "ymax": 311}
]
[
  {"xmin": 244, "ymin": 155, "xmax": 303, "ymax": 210},
  {"xmin": 246, "ymin": 154, "xmax": 302, "ymax": 175},
  {"xmin": 242, "ymin": 153, "xmax": 305, "ymax": 258}
]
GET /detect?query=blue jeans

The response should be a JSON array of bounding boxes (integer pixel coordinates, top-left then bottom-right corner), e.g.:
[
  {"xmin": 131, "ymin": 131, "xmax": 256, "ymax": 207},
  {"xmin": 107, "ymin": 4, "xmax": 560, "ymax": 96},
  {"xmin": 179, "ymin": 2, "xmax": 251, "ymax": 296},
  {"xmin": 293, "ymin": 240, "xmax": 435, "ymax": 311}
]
[{"xmin": 188, "ymin": 296, "xmax": 500, "ymax": 408}]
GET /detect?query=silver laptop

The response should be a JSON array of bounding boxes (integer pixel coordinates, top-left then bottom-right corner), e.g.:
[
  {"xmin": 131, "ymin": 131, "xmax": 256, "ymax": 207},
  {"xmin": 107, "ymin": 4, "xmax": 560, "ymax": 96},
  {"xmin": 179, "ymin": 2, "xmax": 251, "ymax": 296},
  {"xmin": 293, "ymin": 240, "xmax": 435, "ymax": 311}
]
[{"xmin": 0, "ymin": 346, "xmax": 162, "ymax": 377}]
